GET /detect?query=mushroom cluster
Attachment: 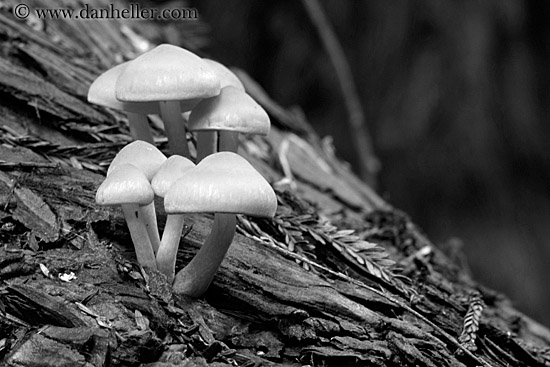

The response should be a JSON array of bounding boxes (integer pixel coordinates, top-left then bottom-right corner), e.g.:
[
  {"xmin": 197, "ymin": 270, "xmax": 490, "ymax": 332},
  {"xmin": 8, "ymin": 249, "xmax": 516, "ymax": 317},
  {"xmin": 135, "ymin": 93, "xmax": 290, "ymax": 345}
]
[{"xmin": 90, "ymin": 44, "xmax": 277, "ymax": 297}]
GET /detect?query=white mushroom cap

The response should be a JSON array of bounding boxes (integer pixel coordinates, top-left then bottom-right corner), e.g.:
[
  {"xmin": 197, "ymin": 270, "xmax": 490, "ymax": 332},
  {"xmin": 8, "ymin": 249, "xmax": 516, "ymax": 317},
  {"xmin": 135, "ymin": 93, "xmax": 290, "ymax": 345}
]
[
  {"xmin": 188, "ymin": 86, "xmax": 270, "ymax": 135},
  {"xmin": 202, "ymin": 59, "xmax": 245, "ymax": 91},
  {"xmin": 151, "ymin": 155, "xmax": 195, "ymax": 197},
  {"xmin": 88, "ymin": 62, "xmax": 160, "ymax": 114},
  {"xmin": 164, "ymin": 152, "xmax": 276, "ymax": 217},
  {"xmin": 115, "ymin": 44, "xmax": 220, "ymax": 104},
  {"xmin": 108, "ymin": 141, "xmax": 166, "ymax": 181},
  {"xmin": 96, "ymin": 164, "xmax": 154, "ymax": 206}
]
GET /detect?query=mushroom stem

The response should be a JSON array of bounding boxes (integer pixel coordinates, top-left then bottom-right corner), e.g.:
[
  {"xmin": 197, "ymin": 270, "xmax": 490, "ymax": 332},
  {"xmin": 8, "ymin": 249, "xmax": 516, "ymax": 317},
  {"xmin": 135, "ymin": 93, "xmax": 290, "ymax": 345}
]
[
  {"xmin": 173, "ymin": 213, "xmax": 236, "ymax": 297},
  {"xmin": 127, "ymin": 112, "xmax": 155, "ymax": 144},
  {"xmin": 156, "ymin": 214, "xmax": 186, "ymax": 282},
  {"xmin": 159, "ymin": 101, "xmax": 190, "ymax": 157},
  {"xmin": 140, "ymin": 203, "xmax": 161, "ymax": 254},
  {"xmin": 218, "ymin": 131, "xmax": 239, "ymax": 153},
  {"xmin": 121, "ymin": 204, "xmax": 157, "ymax": 269},
  {"xmin": 195, "ymin": 131, "xmax": 217, "ymax": 162}
]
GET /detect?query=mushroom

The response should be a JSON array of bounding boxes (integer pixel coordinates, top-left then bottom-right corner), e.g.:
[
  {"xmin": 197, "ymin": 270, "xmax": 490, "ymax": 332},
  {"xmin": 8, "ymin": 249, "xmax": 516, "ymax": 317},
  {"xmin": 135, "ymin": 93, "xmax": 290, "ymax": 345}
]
[
  {"xmin": 115, "ymin": 44, "xmax": 220, "ymax": 157},
  {"xmin": 188, "ymin": 86, "xmax": 270, "ymax": 162},
  {"xmin": 151, "ymin": 155, "xmax": 195, "ymax": 281},
  {"xmin": 96, "ymin": 163, "xmax": 157, "ymax": 269},
  {"xmin": 193, "ymin": 59, "xmax": 246, "ymax": 161},
  {"xmin": 164, "ymin": 151, "xmax": 277, "ymax": 297},
  {"xmin": 109, "ymin": 141, "xmax": 167, "ymax": 254},
  {"xmin": 88, "ymin": 62, "xmax": 158, "ymax": 144}
]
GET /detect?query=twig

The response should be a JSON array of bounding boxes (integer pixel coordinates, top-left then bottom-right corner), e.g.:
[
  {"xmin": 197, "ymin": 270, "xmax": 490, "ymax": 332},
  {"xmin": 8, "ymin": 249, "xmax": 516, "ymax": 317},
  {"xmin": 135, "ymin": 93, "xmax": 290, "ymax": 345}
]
[
  {"xmin": 301, "ymin": 0, "xmax": 379, "ymax": 184},
  {"xmin": 273, "ymin": 137, "xmax": 297, "ymax": 191}
]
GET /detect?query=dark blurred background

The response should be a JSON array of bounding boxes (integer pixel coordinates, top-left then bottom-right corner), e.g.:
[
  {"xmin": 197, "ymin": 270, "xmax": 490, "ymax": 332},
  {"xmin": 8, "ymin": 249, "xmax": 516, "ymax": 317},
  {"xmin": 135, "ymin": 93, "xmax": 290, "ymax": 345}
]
[{"xmin": 184, "ymin": 0, "xmax": 550, "ymax": 326}]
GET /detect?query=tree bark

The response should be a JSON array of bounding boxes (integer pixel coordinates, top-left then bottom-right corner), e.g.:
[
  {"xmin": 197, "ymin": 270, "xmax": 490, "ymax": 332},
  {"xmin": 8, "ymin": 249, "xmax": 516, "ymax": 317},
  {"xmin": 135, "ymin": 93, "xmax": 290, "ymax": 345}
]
[{"xmin": 0, "ymin": 2, "xmax": 549, "ymax": 367}]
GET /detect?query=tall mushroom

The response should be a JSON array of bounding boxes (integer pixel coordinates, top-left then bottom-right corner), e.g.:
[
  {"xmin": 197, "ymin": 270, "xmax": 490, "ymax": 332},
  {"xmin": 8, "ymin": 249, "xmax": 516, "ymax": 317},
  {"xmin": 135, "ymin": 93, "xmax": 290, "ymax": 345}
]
[
  {"xmin": 151, "ymin": 155, "xmax": 195, "ymax": 281},
  {"xmin": 115, "ymin": 44, "xmax": 220, "ymax": 157},
  {"xmin": 96, "ymin": 163, "xmax": 157, "ymax": 269},
  {"xmin": 88, "ymin": 62, "xmax": 158, "ymax": 144},
  {"xmin": 188, "ymin": 86, "xmax": 270, "ymax": 161},
  {"xmin": 108, "ymin": 141, "xmax": 166, "ymax": 254},
  {"xmin": 164, "ymin": 152, "xmax": 277, "ymax": 297}
]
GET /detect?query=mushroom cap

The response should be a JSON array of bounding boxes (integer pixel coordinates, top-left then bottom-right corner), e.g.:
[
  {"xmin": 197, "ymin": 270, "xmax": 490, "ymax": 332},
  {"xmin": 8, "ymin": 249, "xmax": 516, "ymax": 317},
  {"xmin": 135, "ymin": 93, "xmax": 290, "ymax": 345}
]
[
  {"xmin": 151, "ymin": 155, "xmax": 195, "ymax": 197},
  {"xmin": 96, "ymin": 164, "xmax": 154, "ymax": 206},
  {"xmin": 164, "ymin": 152, "xmax": 277, "ymax": 217},
  {"xmin": 188, "ymin": 86, "xmax": 270, "ymax": 135},
  {"xmin": 202, "ymin": 59, "xmax": 245, "ymax": 91},
  {"xmin": 108, "ymin": 141, "xmax": 167, "ymax": 181},
  {"xmin": 88, "ymin": 62, "xmax": 160, "ymax": 114},
  {"xmin": 115, "ymin": 44, "xmax": 221, "ymax": 103}
]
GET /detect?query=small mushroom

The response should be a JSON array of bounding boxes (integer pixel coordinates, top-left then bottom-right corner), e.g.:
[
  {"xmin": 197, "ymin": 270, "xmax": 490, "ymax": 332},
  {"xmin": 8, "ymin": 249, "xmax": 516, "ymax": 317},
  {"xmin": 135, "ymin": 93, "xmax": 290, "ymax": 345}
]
[
  {"xmin": 188, "ymin": 86, "xmax": 270, "ymax": 162},
  {"xmin": 164, "ymin": 152, "xmax": 277, "ymax": 297},
  {"xmin": 109, "ymin": 141, "xmax": 167, "ymax": 254},
  {"xmin": 88, "ymin": 62, "xmax": 159, "ymax": 144},
  {"xmin": 151, "ymin": 156, "xmax": 195, "ymax": 281},
  {"xmin": 116, "ymin": 44, "xmax": 220, "ymax": 157},
  {"xmin": 96, "ymin": 163, "xmax": 157, "ymax": 269}
]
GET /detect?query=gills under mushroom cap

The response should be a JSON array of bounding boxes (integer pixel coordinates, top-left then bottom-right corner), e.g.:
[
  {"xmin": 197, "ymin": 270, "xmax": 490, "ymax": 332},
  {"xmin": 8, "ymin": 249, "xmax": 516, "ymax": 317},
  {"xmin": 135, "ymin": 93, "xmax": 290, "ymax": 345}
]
[
  {"xmin": 96, "ymin": 164, "xmax": 154, "ymax": 206},
  {"xmin": 115, "ymin": 44, "xmax": 220, "ymax": 103},
  {"xmin": 164, "ymin": 152, "xmax": 276, "ymax": 217}
]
